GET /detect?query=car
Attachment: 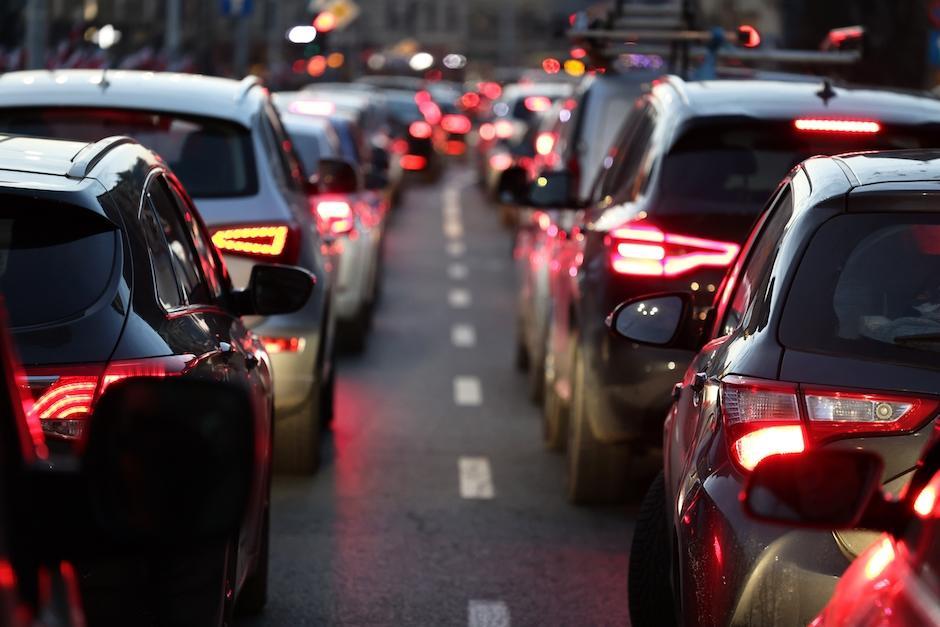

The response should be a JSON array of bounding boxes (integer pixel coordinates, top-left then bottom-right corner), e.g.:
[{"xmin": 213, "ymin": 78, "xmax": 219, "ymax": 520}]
[
  {"xmin": 0, "ymin": 133, "xmax": 314, "ymax": 623},
  {"xmin": 537, "ymin": 76, "xmax": 940, "ymax": 505},
  {"xmin": 743, "ymin": 444, "xmax": 940, "ymax": 627},
  {"xmin": 609, "ymin": 150, "xmax": 940, "ymax": 626},
  {"xmin": 383, "ymin": 87, "xmax": 442, "ymax": 181},
  {"xmin": 0, "ymin": 69, "xmax": 336, "ymax": 474},
  {"xmin": 276, "ymin": 107, "xmax": 388, "ymax": 351}
]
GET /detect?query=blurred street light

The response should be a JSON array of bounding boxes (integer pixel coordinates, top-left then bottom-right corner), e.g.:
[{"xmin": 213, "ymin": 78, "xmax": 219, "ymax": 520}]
[
  {"xmin": 443, "ymin": 54, "xmax": 467, "ymax": 70},
  {"xmin": 409, "ymin": 52, "xmax": 434, "ymax": 71},
  {"xmin": 313, "ymin": 12, "xmax": 337, "ymax": 33},
  {"xmin": 96, "ymin": 24, "xmax": 121, "ymax": 50},
  {"xmin": 288, "ymin": 25, "xmax": 318, "ymax": 44},
  {"xmin": 564, "ymin": 59, "xmax": 585, "ymax": 77}
]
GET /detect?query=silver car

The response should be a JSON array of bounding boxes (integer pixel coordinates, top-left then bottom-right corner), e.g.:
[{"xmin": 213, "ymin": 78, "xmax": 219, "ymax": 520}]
[{"xmin": 0, "ymin": 69, "xmax": 337, "ymax": 473}]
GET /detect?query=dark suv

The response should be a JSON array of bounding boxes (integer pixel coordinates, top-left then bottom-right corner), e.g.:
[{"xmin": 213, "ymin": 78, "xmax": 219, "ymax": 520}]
[
  {"xmin": 542, "ymin": 76, "xmax": 940, "ymax": 503},
  {"xmin": 0, "ymin": 134, "xmax": 313, "ymax": 623}
]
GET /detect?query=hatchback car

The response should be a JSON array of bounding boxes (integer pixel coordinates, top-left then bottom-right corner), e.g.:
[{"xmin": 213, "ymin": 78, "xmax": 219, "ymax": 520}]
[
  {"xmin": 540, "ymin": 76, "xmax": 940, "ymax": 504},
  {"xmin": 0, "ymin": 69, "xmax": 335, "ymax": 473},
  {"xmin": 0, "ymin": 133, "xmax": 314, "ymax": 623},
  {"xmin": 612, "ymin": 151, "xmax": 940, "ymax": 626}
]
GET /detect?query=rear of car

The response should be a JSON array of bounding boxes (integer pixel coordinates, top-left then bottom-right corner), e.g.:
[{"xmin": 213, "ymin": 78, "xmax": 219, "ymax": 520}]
[
  {"xmin": 384, "ymin": 89, "xmax": 439, "ymax": 179},
  {"xmin": 561, "ymin": 77, "xmax": 940, "ymax": 504}
]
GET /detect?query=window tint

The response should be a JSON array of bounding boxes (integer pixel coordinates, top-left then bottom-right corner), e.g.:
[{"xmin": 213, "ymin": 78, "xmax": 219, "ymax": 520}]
[
  {"xmin": 599, "ymin": 103, "xmax": 657, "ymax": 203},
  {"xmin": 720, "ymin": 187, "xmax": 793, "ymax": 336},
  {"xmin": 165, "ymin": 178, "xmax": 226, "ymax": 301},
  {"xmin": 0, "ymin": 198, "xmax": 117, "ymax": 327},
  {"xmin": 139, "ymin": 192, "xmax": 183, "ymax": 310},
  {"xmin": 147, "ymin": 178, "xmax": 212, "ymax": 306},
  {"xmin": 781, "ymin": 213, "xmax": 940, "ymax": 369},
  {"xmin": 264, "ymin": 104, "xmax": 306, "ymax": 191}
]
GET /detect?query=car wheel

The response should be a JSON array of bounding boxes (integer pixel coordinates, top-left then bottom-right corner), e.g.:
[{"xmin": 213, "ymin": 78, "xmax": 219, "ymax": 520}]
[
  {"xmin": 236, "ymin": 504, "xmax": 269, "ymax": 615},
  {"xmin": 273, "ymin": 385, "xmax": 321, "ymax": 474},
  {"xmin": 565, "ymin": 348, "xmax": 630, "ymax": 505},
  {"xmin": 542, "ymin": 373, "xmax": 567, "ymax": 453},
  {"xmin": 629, "ymin": 472, "xmax": 677, "ymax": 627}
]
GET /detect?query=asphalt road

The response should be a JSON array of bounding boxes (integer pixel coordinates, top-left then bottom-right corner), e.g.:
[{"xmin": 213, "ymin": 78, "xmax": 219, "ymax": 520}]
[{"xmin": 238, "ymin": 165, "xmax": 633, "ymax": 626}]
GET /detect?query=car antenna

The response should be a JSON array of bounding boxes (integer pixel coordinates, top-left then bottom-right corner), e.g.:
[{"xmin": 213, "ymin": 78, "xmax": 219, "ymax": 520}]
[{"xmin": 816, "ymin": 79, "xmax": 837, "ymax": 106}]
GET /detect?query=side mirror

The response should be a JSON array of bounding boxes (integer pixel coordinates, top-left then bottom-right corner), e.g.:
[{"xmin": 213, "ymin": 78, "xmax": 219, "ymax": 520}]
[
  {"xmin": 313, "ymin": 158, "xmax": 360, "ymax": 194},
  {"xmin": 237, "ymin": 264, "xmax": 315, "ymax": 316},
  {"xmin": 528, "ymin": 171, "xmax": 577, "ymax": 208},
  {"xmin": 606, "ymin": 293, "xmax": 692, "ymax": 347},
  {"xmin": 744, "ymin": 450, "xmax": 884, "ymax": 530},
  {"xmin": 497, "ymin": 166, "xmax": 529, "ymax": 205},
  {"xmin": 82, "ymin": 378, "xmax": 254, "ymax": 546}
]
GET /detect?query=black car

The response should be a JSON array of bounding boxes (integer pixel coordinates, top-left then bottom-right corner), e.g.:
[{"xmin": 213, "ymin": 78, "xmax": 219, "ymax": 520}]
[
  {"xmin": 0, "ymin": 134, "xmax": 313, "ymax": 624},
  {"xmin": 612, "ymin": 151, "xmax": 940, "ymax": 625},
  {"xmin": 540, "ymin": 76, "xmax": 940, "ymax": 503}
]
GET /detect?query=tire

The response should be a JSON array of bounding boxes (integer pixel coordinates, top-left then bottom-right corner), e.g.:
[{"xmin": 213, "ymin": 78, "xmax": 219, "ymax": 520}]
[
  {"xmin": 527, "ymin": 333, "xmax": 546, "ymax": 404},
  {"xmin": 629, "ymin": 472, "xmax": 677, "ymax": 627},
  {"xmin": 273, "ymin": 387, "xmax": 321, "ymax": 474},
  {"xmin": 237, "ymin": 504, "xmax": 270, "ymax": 615},
  {"xmin": 339, "ymin": 308, "xmax": 368, "ymax": 354},
  {"xmin": 565, "ymin": 348, "xmax": 631, "ymax": 505},
  {"xmin": 542, "ymin": 375, "xmax": 568, "ymax": 452}
]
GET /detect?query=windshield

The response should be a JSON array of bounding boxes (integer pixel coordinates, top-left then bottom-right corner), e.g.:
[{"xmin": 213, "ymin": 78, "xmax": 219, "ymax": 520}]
[{"xmin": 0, "ymin": 108, "xmax": 257, "ymax": 198}]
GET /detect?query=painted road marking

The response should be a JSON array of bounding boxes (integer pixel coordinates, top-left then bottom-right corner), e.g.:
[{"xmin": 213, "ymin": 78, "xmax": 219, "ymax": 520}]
[
  {"xmin": 449, "ymin": 288, "xmax": 471, "ymax": 308},
  {"xmin": 451, "ymin": 324, "xmax": 477, "ymax": 348},
  {"xmin": 447, "ymin": 241, "xmax": 466, "ymax": 257},
  {"xmin": 468, "ymin": 600, "xmax": 510, "ymax": 626},
  {"xmin": 454, "ymin": 376, "xmax": 483, "ymax": 406},
  {"xmin": 444, "ymin": 220, "xmax": 464, "ymax": 240},
  {"xmin": 443, "ymin": 186, "xmax": 463, "ymax": 239},
  {"xmin": 448, "ymin": 263, "xmax": 469, "ymax": 280},
  {"xmin": 459, "ymin": 457, "xmax": 494, "ymax": 499}
]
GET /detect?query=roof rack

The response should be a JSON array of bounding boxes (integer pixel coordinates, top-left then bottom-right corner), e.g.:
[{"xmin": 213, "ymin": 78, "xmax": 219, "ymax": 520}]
[
  {"xmin": 67, "ymin": 136, "xmax": 137, "ymax": 179},
  {"xmin": 236, "ymin": 75, "xmax": 263, "ymax": 102}
]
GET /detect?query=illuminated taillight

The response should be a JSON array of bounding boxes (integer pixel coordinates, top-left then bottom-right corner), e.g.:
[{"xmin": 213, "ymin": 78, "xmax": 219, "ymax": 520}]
[
  {"xmin": 606, "ymin": 222, "xmax": 740, "ymax": 277},
  {"xmin": 479, "ymin": 123, "xmax": 496, "ymax": 141},
  {"xmin": 535, "ymin": 131, "xmax": 556, "ymax": 156},
  {"xmin": 401, "ymin": 155, "xmax": 428, "ymax": 171},
  {"xmin": 419, "ymin": 101, "xmax": 442, "ymax": 125},
  {"xmin": 314, "ymin": 199, "xmax": 354, "ymax": 236},
  {"xmin": 391, "ymin": 138, "xmax": 409, "ymax": 154},
  {"xmin": 489, "ymin": 153, "xmax": 514, "ymax": 172},
  {"xmin": 460, "ymin": 92, "xmax": 480, "ymax": 110},
  {"xmin": 793, "ymin": 119, "xmax": 881, "ymax": 134},
  {"xmin": 721, "ymin": 375, "xmax": 939, "ymax": 472},
  {"xmin": 211, "ymin": 224, "xmax": 298, "ymax": 264},
  {"xmin": 259, "ymin": 336, "xmax": 306, "ymax": 354},
  {"xmin": 409, "ymin": 121, "xmax": 433, "ymax": 139},
  {"xmin": 524, "ymin": 96, "xmax": 552, "ymax": 112},
  {"xmin": 494, "ymin": 120, "xmax": 514, "ymax": 139},
  {"xmin": 479, "ymin": 81, "xmax": 502, "ymax": 100},
  {"xmin": 24, "ymin": 355, "xmax": 194, "ymax": 441},
  {"xmin": 441, "ymin": 114, "xmax": 472, "ymax": 135},
  {"xmin": 863, "ymin": 538, "xmax": 896, "ymax": 580},
  {"xmin": 288, "ymin": 100, "xmax": 335, "ymax": 116}
]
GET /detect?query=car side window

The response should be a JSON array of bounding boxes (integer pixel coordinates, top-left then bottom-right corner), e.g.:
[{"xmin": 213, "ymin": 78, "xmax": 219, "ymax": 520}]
[
  {"xmin": 165, "ymin": 177, "xmax": 226, "ymax": 302},
  {"xmin": 603, "ymin": 104, "xmax": 658, "ymax": 206},
  {"xmin": 719, "ymin": 186, "xmax": 793, "ymax": 336},
  {"xmin": 264, "ymin": 103, "xmax": 306, "ymax": 192},
  {"xmin": 139, "ymin": 187, "xmax": 184, "ymax": 310},
  {"xmin": 147, "ymin": 177, "xmax": 213, "ymax": 306}
]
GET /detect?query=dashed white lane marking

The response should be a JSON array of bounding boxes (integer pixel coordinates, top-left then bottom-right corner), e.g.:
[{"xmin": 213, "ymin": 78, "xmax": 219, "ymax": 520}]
[
  {"xmin": 468, "ymin": 600, "xmax": 510, "ymax": 626},
  {"xmin": 448, "ymin": 263, "xmax": 469, "ymax": 280},
  {"xmin": 448, "ymin": 288, "xmax": 472, "ymax": 308},
  {"xmin": 444, "ymin": 220, "xmax": 464, "ymax": 240},
  {"xmin": 459, "ymin": 457, "xmax": 494, "ymax": 499},
  {"xmin": 447, "ymin": 241, "xmax": 466, "ymax": 257},
  {"xmin": 451, "ymin": 324, "xmax": 477, "ymax": 348},
  {"xmin": 454, "ymin": 376, "xmax": 483, "ymax": 406},
  {"xmin": 442, "ymin": 186, "xmax": 463, "ymax": 239}
]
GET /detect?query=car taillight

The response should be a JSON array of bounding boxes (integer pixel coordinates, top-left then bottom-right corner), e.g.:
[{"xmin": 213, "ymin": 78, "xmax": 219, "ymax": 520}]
[
  {"xmin": 419, "ymin": 101, "xmax": 442, "ymax": 125},
  {"xmin": 721, "ymin": 375, "xmax": 939, "ymax": 472},
  {"xmin": 401, "ymin": 155, "xmax": 428, "ymax": 171},
  {"xmin": 441, "ymin": 114, "xmax": 472, "ymax": 135},
  {"xmin": 535, "ymin": 131, "xmax": 556, "ymax": 156},
  {"xmin": 489, "ymin": 153, "xmax": 514, "ymax": 172},
  {"xmin": 23, "ymin": 355, "xmax": 195, "ymax": 441},
  {"xmin": 211, "ymin": 224, "xmax": 299, "ymax": 265},
  {"xmin": 524, "ymin": 96, "xmax": 551, "ymax": 112},
  {"xmin": 606, "ymin": 222, "xmax": 740, "ymax": 277},
  {"xmin": 314, "ymin": 199, "xmax": 354, "ymax": 236},
  {"xmin": 445, "ymin": 140, "xmax": 466, "ymax": 156},
  {"xmin": 409, "ymin": 121, "xmax": 433, "ymax": 139},
  {"xmin": 479, "ymin": 123, "xmax": 496, "ymax": 141},
  {"xmin": 793, "ymin": 119, "xmax": 881, "ymax": 134},
  {"xmin": 259, "ymin": 336, "xmax": 306, "ymax": 354},
  {"xmin": 494, "ymin": 120, "xmax": 514, "ymax": 139}
]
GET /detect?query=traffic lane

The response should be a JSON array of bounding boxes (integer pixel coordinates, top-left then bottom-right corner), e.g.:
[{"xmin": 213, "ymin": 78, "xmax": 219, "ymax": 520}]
[{"xmin": 238, "ymin": 165, "xmax": 632, "ymax": 626}]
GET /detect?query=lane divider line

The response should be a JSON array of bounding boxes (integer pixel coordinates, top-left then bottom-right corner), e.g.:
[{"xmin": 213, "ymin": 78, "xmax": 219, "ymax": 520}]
[
  {"xmin": 448, "ymin": 263, "xmax": 469, "ymax": 280},
  {"xmin": 451, "ymin": 324, "xmax": 477, "ymax": 348},
  {"xmin": 448, "ymin": 288, "xmax": 472, "ymax": 308},
  {"xmin": 459, "ymin": 457, "xmax": 495, "ymax": 499},
  {"xmin": 454, "ymin": 376, "xmax": 483, "ymax": 406},
  {"xmin": 467, "ymin": 600, "xmax": 510, "ymax": 626},
  {"xmin": 447, "ymin": 241, "xmax": 466, "ymax": 257}
]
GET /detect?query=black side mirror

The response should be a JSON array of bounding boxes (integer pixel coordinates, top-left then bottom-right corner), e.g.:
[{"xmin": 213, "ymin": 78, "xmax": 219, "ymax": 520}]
[
  {"xmin": 528, "ymin": 171, "xmax": 577, "ymax": 208},
  {"xmin": 313, "ymin": 158, "xmax": 360, "ymax": 194},
  {"xmin": 497, "ymin": 166, "xmax": 529, "ymax": 205},
  {"xmin": 237, "ymin": 264, "xmax": 315, "ymax": 316},
  {"xmin": 744, "ymin": 450, "xmax": 884, "ymax": 530},
  {"xmin": 606, "ymin": 293, "xmax": 693, "ymax": 347},
  {"xmin": 82, "ymin": 378, "xmax": 254, "ymax": 547}
]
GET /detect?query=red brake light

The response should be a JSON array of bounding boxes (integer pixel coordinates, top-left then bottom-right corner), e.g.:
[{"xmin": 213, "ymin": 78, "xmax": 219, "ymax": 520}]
[
  {"xmin": 535, "ymin": 131, "xmax": 556, "ymax": 156},
  {"xmin": 738, "ymin": 24, "xmax": 761, "ymax": 48},
  {"xmin": 409, "ymin": 121, "xmax": 433, "ymax": 139},
  {"xmin": 794, "ymin": 119, "xmax": 881, "ymax": 134},
  {"xmin": 489, "ymin": 153, "xmax": 514, "ymax": 172},
  {"xmin": 419, "ymin": 101, "xmax": 442, "ymax": 125},
  {"xmin": 441, "ymin": 114, "xmax": 472, "ymax": 135},
  {"xmin": 259, "ymin": 336, "xmax": 306, "ymax": 354},
  {"xmin": 524, "ymin": 96, "xmax": 552, "ymax": 112},
  {"xmin": 445, "ymin": 140, "xmax": 466, "ymax": 156},
  {"xmin": 314, "ymin": 199, "xmax": 354, "ymax": 235},
  {"xmin": 460, "ymin": 92, "xmax": 480, "ymax": 110},
  {"xmin": 400, "ymin": 155, "xmax": 428, "ymax": 171},
  {"xmin": 479, "ymin": 82, "xmax": 502, "ymax": 100},
  {"xmin": 211, "ymin": 224, "xmax": 298, "ymax": 264},
  {"xmin": 606, "ymin": 222, "xmax": 740, "ymax": 277}
]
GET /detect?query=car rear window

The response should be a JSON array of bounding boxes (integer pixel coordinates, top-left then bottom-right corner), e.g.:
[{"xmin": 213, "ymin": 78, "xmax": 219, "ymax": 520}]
[
  {"xmin": 780, "ymin": 213, "xmax": 940, "ymax": 369},
  {"xmin": 0, "ymin": 108, "xmax": 257, "ymax": 198},
  {"xmin": 655, "ymin": 121, "xmax": 940, "ymax": 217},
  {"xmin": 386, "ymin": 97, "xmax": 422, "ymax": 123},
  {"xmin": 0, "ymin": 199, "xmax": 117, "ymax": 328}
]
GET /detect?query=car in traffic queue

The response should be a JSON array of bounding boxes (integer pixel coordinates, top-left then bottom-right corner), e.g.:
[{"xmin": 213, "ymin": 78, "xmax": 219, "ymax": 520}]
[
  {"xmin": 532, "ymin": 76, "xmax": 940, "ymax": 505},
  {"xmin": 275, "ymin": 105, "xmax": 388, "ymax": 352},
  {"xmin": 0, "ymin": 134, "xmax": 315, "ymax": 623},
  {"xmin": 382, "ymin": 87, "xmax": 442, "ymax": 181},
  {"xmin": 0, "ymin": 69, "xmax": 336, "ymax": 474},
  {"xmin": 608, "ymin": 150, "xmax": 940, "ymax": 626}
]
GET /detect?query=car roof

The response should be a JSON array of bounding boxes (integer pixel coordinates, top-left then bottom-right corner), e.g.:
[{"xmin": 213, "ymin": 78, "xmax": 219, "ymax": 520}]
[
  {"xmin": 834, "ymin": 150, "xmax": 940, "ymax": 186},
  {"xmin": 0, "ymin": 70, "xmax": 265, "ymax": 127},
  {"xmin": 654, "ymin": 76, "xmax": 940, "ymax": 126},
  {"xmin": 0, "ymin": 134, "xmax": 91, "ymax": 177}
]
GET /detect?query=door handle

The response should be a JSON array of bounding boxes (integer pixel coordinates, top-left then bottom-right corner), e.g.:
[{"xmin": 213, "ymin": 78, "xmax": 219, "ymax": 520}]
[
  {"xmin": 218, "ymin": 341, "xmax": 234, "ymax": 362},
  {"xmin": 691, "ymin": 372, "xmax": 707, "ymax": 393}
]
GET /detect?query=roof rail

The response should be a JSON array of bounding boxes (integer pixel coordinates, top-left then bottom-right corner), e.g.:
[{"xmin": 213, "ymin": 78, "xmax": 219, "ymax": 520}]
[
  {"xmin": 236, "ymin": 75, "xmax": 263, "ymax": 102},
  {"xmin": 67, "ymin": 136, "xmax": 137, "ymax": 179}
]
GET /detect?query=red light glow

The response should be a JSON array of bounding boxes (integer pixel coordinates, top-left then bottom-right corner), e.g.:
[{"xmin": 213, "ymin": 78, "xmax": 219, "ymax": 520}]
[
  {"xmin": 571, "ymin": 47, "xmax": 587, "ymax": 59},
  {"xmin": 260, "ymin": 336, "xmax": 306, "ymax": 354},
  {"xmin": 732, "ymin": 425, "xmax": 806, "ymax": 471},
  {"xmin": 401, "ymin": 155, "xmax": 428, "ymax": 170},
  {"xmin": 315, "ymin": 199, "xmax": 354, "ymax": 235},
  {"xmin": 445, "ymin": 140, "xmax": 466, "ymax": 156},
  {"xmin": 494, "ymin": 120, "xmax": 515, "ymax": 139},
  {"xmin": 535, "ymin": 131, "xmax": 557, "ymax": 156},
  {"xmin": 525, "ymin": 96, "xmax": 552, "ymax": 112},
  {"xmin": 460, "ymin": 92, "xmax": 481, "ymax": 109},
  {"xmin": 739, "ymin": 24, "xmax": 761, "ymax": 48},
  {"xmin": 409, "ymin": 121, "xmax": 433, "ymax": 139},
  {"xmin": 608, "ymin": 223, "xmax": 740, "ymax": 277},
  {"xmin": 441, "ymin": 114, "xmax": 472, "ymax": 135},
  {"xmin": 489, "ymin": 153, "xmax": 514, "ymax": 172},
  {"xmin": 479, "ymin": 123, "xmax": 496, "ymax": 141},
  {"xmin": 542, "ymin": 58, "xmax": 561, "ymax": 74},
  {"xmin": 313, "ymin": 11, "xmax": 337, "ymax": 32},
  {"xmin": 864, "ymin": 538, "xmax": 896, "ymax": 581},
  {"xmin": 794, "ymin": 119, "xmax": 881, "ymax": 134}
]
